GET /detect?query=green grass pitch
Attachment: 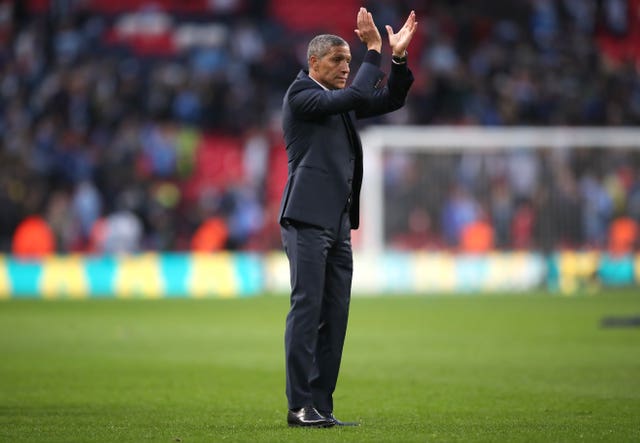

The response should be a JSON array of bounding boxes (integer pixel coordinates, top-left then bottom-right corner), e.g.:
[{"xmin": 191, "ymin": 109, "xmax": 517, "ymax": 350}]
[{"xmin": 1, "ymin": 290, "xmax": 639, "ymax": 442}]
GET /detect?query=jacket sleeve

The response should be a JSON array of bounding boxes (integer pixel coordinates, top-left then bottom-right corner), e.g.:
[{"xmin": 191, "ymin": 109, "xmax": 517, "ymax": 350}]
[
  {"xmin": 355, "ymin": 61, "xmax": 414, "ymax": 119},
  {"xmin": 288, "ymin": 51, "xmax": 385, "ymax": 118}
]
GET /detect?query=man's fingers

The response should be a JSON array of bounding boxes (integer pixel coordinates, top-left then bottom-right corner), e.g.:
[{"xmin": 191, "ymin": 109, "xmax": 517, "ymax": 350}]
[
  {"xmin": 358, "ymin": 8, "xmax": 369, "ymax": 22},
  {"xmin": 356, "ymin": 7, "xmax": 366, "ymax": 28},
  {"xmin": 361, "ymin": 11, "xmax": 374, "ymax": 30},
  {"xmin": 409, "ymin": 20, "xmax": 418, "ymax": 36},
  {"xmin": 405, "ymin": 11, "xmax": 415, "ymax": 27},
  {"xmin": 385, "ymin": 25, "xmax": 394, "ymax": 37},
  {"xmin": 400, "ymin": 12, "xmax": 418, "ymax": 38},
  {"xmin": 399, "ymin": 11, "xmax": 415, "ymax": 33},
  {"xmin": 357, "ymin": 8, "xmax": 376, "ymax": 34}
]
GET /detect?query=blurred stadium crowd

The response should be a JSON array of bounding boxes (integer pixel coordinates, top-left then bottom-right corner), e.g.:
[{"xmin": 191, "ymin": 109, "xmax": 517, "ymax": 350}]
[{"xmin": 1, "ymin": 0, "xmax": 640, "ymax": 255}]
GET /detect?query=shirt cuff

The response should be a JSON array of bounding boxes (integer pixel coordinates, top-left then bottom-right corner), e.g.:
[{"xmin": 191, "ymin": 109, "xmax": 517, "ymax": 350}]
[{"xmin": 363, "ymin": 49, "xmax": 381, "ymax": 66}]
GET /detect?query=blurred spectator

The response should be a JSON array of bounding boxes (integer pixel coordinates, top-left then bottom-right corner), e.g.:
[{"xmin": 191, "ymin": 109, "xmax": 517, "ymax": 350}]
[
  {"xmin": 12, "ymin": 215, "xmax": 55, "ymax": 258},
  {"xmin": 608, "ymin": 216, "xmax": 638, "ymax": 255},
  {"xmin": 441, "ymin": 185, "xmax": 481, "ymax": 247},
  {"xmin": 45, "ymin": 190, "xmax": 76, "ymax": 252},
  {"xmin": 71, "ymin": 180, "xmax": 102, "ymax": 246},
  {"xmin": 579, "ymin": 172, "xmax": 614, "ymax": 247},
  {"xmin": 191, "ymin": 217, "xmax": 228, "ymax": 251},
  {"xmin": 490, "ymin": 178, "xmax": 514, "ymax": 249},
  {"xmin": 1, "ymin": 0, "xmax": 640, "ymax": 254},
  {"xmin": 460, "ymin": 217, "xmax": 494, "ymax": 254},
  {"xmin": 101, "ymin": 211, "xmax": 143, "ymax": 255},
  {"xmin": 511, "ymin": 200, "xmax": 535, "ymax": 250}
]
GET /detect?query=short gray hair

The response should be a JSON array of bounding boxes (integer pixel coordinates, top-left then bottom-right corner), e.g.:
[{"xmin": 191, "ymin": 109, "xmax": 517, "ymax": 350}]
[{"xmin": 307, "ymin": 34, "xmax": 348, "ymax": 62}]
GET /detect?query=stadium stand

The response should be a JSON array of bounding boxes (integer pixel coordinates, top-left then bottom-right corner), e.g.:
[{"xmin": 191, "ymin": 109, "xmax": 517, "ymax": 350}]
[{"xmin": 0, "ymin": 0, "xmax": 639, "ymax": 253}]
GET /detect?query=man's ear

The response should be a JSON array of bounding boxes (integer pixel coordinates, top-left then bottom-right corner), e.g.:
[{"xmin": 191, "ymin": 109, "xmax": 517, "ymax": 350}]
[{"xmin": 309, "ymin": 56, "xmax": 317, "ymax": 73}]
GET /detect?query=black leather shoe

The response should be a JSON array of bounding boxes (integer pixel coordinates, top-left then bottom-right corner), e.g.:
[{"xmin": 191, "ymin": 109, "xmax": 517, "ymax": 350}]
[
  {"xmin": 320, "ymin": 412, "xmax": 360, "ymax": 427},
  {"xmin": 287, "ymin": 406, "xmax": 335, "ymax": 428}
]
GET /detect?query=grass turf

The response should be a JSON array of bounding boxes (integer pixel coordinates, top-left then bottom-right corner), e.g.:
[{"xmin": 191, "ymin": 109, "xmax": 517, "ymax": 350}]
[{"xmin": 0, "ymin": 290, "xmax": 639, "ymax": 442}]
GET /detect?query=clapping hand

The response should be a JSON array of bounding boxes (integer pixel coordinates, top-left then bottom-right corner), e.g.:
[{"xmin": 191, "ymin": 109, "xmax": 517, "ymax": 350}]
[
  {"xmin": 354, "ymin": 7, "xmax": 382, "ymax": 53},
  {"xmin": 385, "ymin": 10, "xmax": 418, "ymax": 57}
]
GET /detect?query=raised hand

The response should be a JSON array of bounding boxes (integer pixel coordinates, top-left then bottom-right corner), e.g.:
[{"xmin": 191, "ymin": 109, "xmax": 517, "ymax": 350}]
[
  {"xmin": 385, "ymin": 10, "xmax": 418, "ymax": 57},
  {"xmin": 354, "ymin": 7, "xmax": 382, "ymax": 53}
]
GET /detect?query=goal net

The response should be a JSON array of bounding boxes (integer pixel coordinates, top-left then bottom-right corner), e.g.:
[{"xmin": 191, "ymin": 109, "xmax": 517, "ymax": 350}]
[{"xmin": 358, "ymin": 126, "xmax": 640, "ymax": 256}]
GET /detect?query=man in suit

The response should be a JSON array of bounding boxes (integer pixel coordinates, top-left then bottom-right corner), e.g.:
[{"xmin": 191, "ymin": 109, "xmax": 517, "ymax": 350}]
[{"xmin": 279, "ymin": 7, "xmax": 417, "ymax": 427}]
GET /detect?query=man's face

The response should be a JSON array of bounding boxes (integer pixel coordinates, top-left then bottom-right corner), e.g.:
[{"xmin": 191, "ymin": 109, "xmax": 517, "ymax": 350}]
[{"xmin": 309, "ymin": 45, "xmax": 352, "ymax": 90}]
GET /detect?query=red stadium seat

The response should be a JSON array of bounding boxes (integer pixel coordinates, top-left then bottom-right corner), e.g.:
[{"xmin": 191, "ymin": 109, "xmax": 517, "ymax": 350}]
[
  {"xmin": 270, "ymin": 0, "xmax": 359, "ymax": 40},
  {"xmin": 182, "ymin": 135, "xmax": 244, "ymax": 201}
]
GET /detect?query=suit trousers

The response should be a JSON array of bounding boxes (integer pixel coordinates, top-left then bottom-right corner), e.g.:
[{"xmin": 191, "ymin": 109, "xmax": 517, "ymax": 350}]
[{"xmin": 281, "ymin": 209, "xmax": 353, "ymax": 412}]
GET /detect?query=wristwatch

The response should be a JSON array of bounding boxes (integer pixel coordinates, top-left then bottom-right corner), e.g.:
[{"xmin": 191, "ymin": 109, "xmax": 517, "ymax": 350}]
[{"xmin": 392, "ymin": 51, "xmax": 408, "ymax": 64}]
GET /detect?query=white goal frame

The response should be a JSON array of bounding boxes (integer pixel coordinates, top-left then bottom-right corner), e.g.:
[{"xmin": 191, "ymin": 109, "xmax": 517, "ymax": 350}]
[{"xmin": 359, "ymin": 125, "xmax": 640, "ymax": 254}]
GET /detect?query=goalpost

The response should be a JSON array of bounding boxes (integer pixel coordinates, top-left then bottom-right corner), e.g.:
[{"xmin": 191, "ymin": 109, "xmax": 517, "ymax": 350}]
[{"xmin": 358, "ymin": 125, "xmax": 640, "ymax": 254}]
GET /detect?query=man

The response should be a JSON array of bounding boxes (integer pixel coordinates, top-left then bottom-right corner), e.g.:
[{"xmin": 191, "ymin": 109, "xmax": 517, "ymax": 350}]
[{"xmin": 279, "ymin": 7, "xmax": 417, "ymax": 427}]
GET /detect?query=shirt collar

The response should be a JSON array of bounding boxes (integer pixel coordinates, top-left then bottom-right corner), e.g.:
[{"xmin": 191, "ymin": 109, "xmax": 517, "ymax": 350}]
[{"xmin": 309, "ymin": 73, "xmax": 329, "ymax": 91}]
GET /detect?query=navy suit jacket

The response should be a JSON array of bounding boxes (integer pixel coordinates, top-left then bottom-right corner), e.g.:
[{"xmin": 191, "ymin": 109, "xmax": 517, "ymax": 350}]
[{"xmin": 279, "ymin": 50, "xmax": 414, "ymax": 231}]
